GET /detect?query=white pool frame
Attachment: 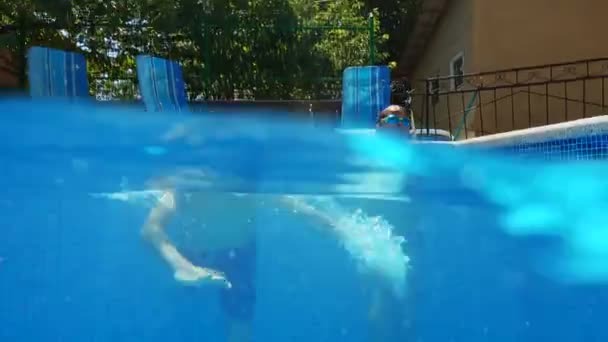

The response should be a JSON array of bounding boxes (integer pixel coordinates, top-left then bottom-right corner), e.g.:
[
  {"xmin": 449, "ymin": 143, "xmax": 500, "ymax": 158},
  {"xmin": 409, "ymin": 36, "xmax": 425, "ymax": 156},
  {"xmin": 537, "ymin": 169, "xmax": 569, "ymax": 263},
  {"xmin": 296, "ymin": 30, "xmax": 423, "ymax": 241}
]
[
  {"xmin": 451, "ymin": 116, "xmax": 608, "ymax": 148},
  {"xmin": 335, "ymin": 116, "xmax": 608, "ymax": 149}
]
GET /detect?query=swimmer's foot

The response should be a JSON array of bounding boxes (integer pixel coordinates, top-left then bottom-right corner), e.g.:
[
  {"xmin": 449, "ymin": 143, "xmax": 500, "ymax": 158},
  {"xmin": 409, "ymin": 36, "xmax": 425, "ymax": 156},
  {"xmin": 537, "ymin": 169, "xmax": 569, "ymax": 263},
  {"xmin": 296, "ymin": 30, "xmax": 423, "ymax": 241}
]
[{"xmin": 174, "ymin": 265, "xmax": 232, "ymax": 289}]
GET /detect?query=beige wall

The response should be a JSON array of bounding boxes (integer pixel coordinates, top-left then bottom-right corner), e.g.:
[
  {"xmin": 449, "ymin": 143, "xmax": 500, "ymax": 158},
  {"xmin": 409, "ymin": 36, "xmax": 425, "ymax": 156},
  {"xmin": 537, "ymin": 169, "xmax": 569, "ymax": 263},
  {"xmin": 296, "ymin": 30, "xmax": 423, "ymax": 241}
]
[
  {"xmin": 409, "ymin": 0, "xmax": 478, "ymax": 138},
  {"xmin": 410, "ymin": 0, "xmax": 608, "ymax": 139},
  {"xmin": 411, "ymin": 0, "xmax": 476, "ymax": 80},
  {"xmin": 468, "ymin": 0, "xmax": 608, "ymax": 135},
  {"xmin": 474, "ymin": 0, "xmax": 608, "ymax": 72}
]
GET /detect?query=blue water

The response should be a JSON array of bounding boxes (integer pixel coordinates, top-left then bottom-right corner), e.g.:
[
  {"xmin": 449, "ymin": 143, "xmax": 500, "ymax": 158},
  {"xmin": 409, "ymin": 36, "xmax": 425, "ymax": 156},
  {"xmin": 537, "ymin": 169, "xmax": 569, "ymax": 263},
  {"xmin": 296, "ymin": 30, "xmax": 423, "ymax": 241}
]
[{"xmin": 2, "ymin": 98, "xmax": 608, "ymax": 341}]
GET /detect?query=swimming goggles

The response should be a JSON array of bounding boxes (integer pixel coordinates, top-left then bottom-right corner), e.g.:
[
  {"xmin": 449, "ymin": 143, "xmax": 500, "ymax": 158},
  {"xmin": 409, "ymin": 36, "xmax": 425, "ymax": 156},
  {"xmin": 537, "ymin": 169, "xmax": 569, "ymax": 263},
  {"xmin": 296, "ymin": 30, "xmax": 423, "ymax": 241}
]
[{"xmin": 379, "ymin": 114, "xmax": 410, "ymax": 126}]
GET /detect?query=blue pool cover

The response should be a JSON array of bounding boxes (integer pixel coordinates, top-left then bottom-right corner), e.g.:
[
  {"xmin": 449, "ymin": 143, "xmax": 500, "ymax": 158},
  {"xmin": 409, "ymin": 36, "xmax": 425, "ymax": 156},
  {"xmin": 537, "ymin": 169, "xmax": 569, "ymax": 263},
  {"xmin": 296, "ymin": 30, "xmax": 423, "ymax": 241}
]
[
  {"xmin": 341, "ymin": 66, "xmax": 391, "ymax": 129},
  {"xmin": 27, "ymin": 46, "xmax": 89, "ymax": 98},
  {"xmin": 136, "ymin": 55, "xmax": 188, "ymax": 112}
]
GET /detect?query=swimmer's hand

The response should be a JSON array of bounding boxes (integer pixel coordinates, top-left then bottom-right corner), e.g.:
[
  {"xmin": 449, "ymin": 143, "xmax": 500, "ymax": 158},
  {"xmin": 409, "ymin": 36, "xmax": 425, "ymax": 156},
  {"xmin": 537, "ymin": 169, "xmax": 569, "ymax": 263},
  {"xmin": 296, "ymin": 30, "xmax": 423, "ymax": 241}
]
[{"xmin": 174, "ymin": 265, "xmax": 232, "ymax": 289}]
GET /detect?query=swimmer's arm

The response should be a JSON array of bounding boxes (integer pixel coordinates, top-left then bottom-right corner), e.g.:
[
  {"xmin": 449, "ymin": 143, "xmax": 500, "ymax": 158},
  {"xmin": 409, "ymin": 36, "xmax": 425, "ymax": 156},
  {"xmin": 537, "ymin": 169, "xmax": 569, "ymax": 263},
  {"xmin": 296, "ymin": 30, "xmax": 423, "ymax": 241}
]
[
  {"xmin": 142, "ymin": 190, "xmax": 230, "ymax": 287},
  {"xmin": 142, "ymin": 190, "xmax": 176, "ymax": 243},
  {"xmin": 142, "ymin": 190, "xmax": 196, "ymax": 271}
]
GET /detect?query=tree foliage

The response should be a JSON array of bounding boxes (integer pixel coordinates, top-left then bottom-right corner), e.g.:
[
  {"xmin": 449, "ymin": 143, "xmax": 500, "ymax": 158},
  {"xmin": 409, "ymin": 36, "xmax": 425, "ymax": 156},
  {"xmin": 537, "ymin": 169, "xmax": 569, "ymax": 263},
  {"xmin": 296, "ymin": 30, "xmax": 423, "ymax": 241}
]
[
  {"xmin": 364, "ymin": 0, "xmax": 421, "ymax": 66},
  {"xmin": 0, "ymin": 0, "xmax": 418, "ymax": 100}
]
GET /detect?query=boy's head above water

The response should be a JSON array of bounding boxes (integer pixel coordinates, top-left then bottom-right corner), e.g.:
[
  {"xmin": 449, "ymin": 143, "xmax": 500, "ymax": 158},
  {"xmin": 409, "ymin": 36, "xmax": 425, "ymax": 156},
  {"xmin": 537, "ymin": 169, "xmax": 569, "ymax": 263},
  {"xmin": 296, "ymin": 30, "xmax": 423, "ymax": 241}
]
[{"xmin": 376, "ymin": 105, "xmax": 412, "ymax": 135}]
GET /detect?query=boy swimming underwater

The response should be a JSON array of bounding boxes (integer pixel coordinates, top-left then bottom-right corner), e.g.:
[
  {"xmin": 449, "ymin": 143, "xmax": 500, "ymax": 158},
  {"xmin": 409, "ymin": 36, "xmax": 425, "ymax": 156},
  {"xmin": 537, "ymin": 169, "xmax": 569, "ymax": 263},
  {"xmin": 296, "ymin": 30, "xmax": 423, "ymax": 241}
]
[
  {"xmin": 139, "ymin": 103, "xmax": 413, "ymax": 341},
  {"xmin": 141, "ymin": 188, "xmax": 410, "ymax": 342},
  {"xmin": 143, "ymin": 191, "xmax": 259, "ymax": 341},
  {"xmin": 136, "ymin": 103, "xmax": 418, "ymax": 340}
]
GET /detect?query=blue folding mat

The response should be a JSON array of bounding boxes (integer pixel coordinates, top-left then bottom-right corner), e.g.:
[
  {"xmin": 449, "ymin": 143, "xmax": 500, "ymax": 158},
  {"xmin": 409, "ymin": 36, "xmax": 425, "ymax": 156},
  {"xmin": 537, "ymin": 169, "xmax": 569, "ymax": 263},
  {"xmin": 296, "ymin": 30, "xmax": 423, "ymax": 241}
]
[
  {"xmin": 135, "ymin": 55, "xmax": 188, "ymax": 112},
  {"xmin": 341, "ymin": 66, "xmax": 391, "ymax": 129},
  {"xmin": 27, "ymin": 46, "xmax": 89, "ymax": 98}
]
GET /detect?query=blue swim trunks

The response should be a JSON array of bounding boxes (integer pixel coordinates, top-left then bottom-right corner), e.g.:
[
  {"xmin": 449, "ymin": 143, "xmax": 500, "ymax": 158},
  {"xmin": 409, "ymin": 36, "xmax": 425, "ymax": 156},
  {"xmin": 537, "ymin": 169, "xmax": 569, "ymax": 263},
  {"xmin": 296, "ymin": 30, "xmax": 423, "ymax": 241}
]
[{"xmin": 190, "ymin": 239, "xmax": 257, "ymax": 321}]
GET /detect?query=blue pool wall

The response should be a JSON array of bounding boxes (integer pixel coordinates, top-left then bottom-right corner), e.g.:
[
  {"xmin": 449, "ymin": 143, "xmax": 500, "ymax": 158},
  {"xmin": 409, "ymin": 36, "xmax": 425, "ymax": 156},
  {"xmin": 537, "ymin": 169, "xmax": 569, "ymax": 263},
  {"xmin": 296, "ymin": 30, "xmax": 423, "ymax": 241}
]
[
  {"xmin": 453, "ymin": 115, "xmax": 608, "ymax": 160},
  {"xmin": 0, "ymin": 193, "xmax": 373, "ymax": 342},
  {"xmin": 409, "ymin": 116, "xmax": 608, "ymax": 342}
]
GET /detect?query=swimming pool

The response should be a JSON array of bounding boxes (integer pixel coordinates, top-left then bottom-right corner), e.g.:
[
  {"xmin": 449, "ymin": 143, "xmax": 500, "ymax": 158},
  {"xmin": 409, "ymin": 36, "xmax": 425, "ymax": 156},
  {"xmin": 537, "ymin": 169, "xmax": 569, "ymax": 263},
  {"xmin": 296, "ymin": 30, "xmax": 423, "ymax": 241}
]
[{"xmin": 1, "ymin": 98, "xmax": 608, "ymax": 342}]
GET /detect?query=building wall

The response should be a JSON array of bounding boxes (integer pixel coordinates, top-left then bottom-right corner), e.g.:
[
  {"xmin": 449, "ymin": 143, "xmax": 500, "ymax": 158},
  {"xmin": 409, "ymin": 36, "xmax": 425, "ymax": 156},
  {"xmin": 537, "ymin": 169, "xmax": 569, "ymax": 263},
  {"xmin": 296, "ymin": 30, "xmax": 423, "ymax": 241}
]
[
  {"xmin": 468, "ymin": 0, "xmax": 608, "ymax": 137},
  {"xmin": 474, "ymin": 0, "xmax": 608, "ymax": 72},
  {"xmin": 410, "ymin": 0, "xmax": 608, "ymax": 139},
  {"xmin": 409, "ymin": 0, "xmax": 478, "ymax": 138}
]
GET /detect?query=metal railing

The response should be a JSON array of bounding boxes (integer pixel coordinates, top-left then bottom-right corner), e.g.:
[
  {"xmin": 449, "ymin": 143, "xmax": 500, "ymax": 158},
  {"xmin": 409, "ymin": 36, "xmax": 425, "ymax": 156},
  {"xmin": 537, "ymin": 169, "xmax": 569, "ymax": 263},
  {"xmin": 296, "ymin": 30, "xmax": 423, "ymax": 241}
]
[{"xmin": 417, "ymin": 58, "xmax": 608, "ymax": 139}]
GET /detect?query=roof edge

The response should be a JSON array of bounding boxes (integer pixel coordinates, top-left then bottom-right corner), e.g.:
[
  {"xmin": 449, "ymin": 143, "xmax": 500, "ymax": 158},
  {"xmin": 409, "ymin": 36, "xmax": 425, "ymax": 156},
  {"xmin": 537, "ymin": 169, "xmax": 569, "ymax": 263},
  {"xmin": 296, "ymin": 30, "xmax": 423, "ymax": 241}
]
[{"xmin": 394, "ymin": 0, "xmax": 451, "ymax": 78}]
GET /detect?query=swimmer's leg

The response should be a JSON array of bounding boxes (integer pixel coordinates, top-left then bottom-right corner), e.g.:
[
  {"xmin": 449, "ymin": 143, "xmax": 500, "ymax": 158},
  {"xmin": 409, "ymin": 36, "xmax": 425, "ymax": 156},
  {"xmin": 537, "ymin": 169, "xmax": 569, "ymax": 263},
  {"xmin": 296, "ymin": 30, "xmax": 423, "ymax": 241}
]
[
  {"xmin": 281, "ymin": 195, "xmax": 337, "ymax": 228},
  {"xmin": 368, "ymin": 286, "xmax": 410, "ymax": 342},
  {"xmin": 227, "ymin": 321, "xmax": 252, "ymax": 342},
  {"xmin": 142, "ymin": 190, "xmax": 231, "ymax": 288},
  {"xmin": 209, "ymin": 240, "xmax": 257, "ymax": 342},
  {"xmin": 368, "ymin": 287, "xmax": 394, "ymax": 342}
]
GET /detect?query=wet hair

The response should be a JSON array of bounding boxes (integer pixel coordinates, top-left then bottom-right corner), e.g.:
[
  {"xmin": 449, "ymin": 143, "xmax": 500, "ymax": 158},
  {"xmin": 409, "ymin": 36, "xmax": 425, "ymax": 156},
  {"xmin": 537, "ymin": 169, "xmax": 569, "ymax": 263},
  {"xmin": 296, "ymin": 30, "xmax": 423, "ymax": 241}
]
[{"xmin": 377, "ymin": 105, "xmax": 406, "ymax": 124}]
